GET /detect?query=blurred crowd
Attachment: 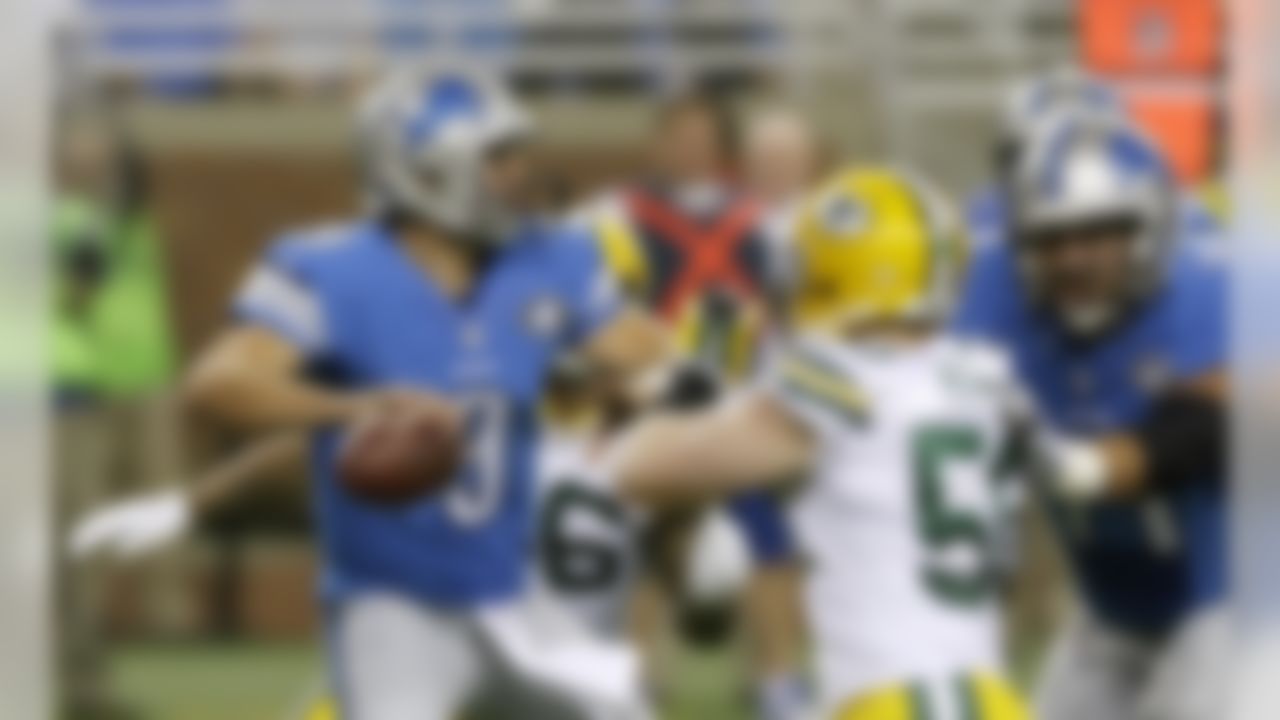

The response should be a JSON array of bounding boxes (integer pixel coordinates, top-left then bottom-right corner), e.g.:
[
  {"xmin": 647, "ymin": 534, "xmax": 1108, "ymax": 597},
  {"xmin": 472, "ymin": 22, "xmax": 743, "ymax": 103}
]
[{"xmin": 67, "ymin": 0, "xmax": 784, "ymax": 103}]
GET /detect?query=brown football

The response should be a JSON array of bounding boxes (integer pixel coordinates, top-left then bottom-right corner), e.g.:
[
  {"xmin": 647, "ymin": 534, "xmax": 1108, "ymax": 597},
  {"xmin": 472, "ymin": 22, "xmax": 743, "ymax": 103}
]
[{"xmin": 337, "ymin": 405, "xmax": 463, "ymax": 505}]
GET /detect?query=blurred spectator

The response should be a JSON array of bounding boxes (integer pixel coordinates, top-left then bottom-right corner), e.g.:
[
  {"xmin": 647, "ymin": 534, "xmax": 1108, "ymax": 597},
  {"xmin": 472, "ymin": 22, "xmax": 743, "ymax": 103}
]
[
  {"xmin": 576, "ymin": 89, "xmax": 768, "ymax": 336},
  {"xmin": 53, "ymin": 108, "xmax": 177, "ymax": 421},
  {"xmin": 573, "ymin": 89, "xmax": 812, "ymax": 716},
  {"xmin": 741, "ymin": 106, "xmax": 824, "ymax": 306},
  {"xmin": 53, "ymin": 106, "xmax": 184, "ymax": 719},
  {"xmin": 85, "ymin": 0, "xmax": 237, "ymax": 98},
  {"xmin": 742, "ymin": 107, "xmax": 822, "ymax": 211},
  {"xmin": 734, "ymin": 105, "xmax": 823, "ymax": 720}
]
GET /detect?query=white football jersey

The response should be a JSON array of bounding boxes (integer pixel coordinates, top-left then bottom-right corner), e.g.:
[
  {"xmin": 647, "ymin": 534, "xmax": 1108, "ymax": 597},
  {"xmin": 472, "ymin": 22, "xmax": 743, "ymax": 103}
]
[
  {"xmin": 764, "ymin": 333, "xmax": 1027, "ymax": 709},
  {"xmin": 531, "ymin": 430, "xmax": 640, "ymax": 640}
]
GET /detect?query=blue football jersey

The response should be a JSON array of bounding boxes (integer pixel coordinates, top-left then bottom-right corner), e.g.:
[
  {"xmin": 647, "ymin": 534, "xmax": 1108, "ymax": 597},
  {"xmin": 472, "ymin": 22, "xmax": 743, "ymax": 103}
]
[
  {"xmin": 234, "ymin": 219, "xmax": 621, "ymax": 607},
  {"xmin": 952, "ymin": 236, "xmax": 1226, "ymax": 632}
]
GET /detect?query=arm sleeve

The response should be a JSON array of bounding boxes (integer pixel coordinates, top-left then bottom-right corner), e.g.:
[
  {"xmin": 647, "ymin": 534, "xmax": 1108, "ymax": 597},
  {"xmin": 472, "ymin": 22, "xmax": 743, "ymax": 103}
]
[
  {"xmin": 231, "ymin": 237, "xmax": 329, "ymax": 358},
  {"xmin": 728, "ymin": 491, "xmax": 796, "ymax": 565}
]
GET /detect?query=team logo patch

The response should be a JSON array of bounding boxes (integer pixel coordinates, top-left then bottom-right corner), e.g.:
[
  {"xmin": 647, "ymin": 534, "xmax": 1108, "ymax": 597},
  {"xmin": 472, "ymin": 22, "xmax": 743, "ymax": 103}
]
[
  {"xmin": 821, "ymin": 194, "xmax": 868, "ymax": 236},
  {"xmin": 525, "ymin": 295, "xmax": 568, "ymax": 339}
]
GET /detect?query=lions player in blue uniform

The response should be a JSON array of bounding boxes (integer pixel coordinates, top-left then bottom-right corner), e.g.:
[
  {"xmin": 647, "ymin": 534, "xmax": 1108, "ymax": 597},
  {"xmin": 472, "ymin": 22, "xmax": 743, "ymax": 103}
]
[
  {"xmin": 955, "ymin": 113, "xmax": 1228, "ymax": 720},
  {"xmin": 182, "ymin": 68, "xmax": 666, "ymax": 720}
]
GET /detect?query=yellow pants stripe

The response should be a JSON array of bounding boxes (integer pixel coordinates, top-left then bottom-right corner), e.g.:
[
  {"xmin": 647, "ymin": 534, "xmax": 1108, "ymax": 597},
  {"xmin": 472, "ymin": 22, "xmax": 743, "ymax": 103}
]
[
  {"xmin": 303, "ymin": 698, "xmax": 337, "ymax": 720},
  {"xmin": 834, "ymin": 673, "xmax": 1032, "ymax": 720},
  {"xmin": 971, "ymin": 673, "xmax": 1030, "ymax": 720}
]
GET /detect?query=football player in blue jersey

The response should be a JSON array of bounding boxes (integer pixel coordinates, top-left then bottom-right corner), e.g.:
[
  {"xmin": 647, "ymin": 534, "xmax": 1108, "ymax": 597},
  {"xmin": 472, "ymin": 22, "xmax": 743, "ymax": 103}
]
[
  {"xmin": 954, "ymin": 112, "xmax": 1228, "ymax": 720},
  {"xmin": 176, "ymin": 68, "xmax": 666, "ymax": 720}
]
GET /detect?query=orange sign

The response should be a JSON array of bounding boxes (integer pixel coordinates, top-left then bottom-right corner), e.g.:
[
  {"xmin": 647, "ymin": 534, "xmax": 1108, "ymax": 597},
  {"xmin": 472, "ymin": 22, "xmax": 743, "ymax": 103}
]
[{"xmin": 1082, "ymin": 0, "xmax": 1223, "ymax": 74}]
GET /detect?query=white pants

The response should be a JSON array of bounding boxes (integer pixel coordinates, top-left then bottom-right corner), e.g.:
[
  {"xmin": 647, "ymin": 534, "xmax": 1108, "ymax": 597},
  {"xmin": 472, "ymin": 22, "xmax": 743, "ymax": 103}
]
[
  {"xmin": 1036, "ymin": 607, "xmax": 1228, "ymax": 720},
  {"xmin": 327, "ymin": 592, "xmax": 652, "ymax": 720}
]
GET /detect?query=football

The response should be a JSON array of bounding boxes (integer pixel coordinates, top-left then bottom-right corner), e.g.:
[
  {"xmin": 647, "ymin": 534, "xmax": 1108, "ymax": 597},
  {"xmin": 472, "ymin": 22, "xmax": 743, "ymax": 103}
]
[{"xmin": 337, "ymin": 404, "xmax": 463, "ymax": 506}]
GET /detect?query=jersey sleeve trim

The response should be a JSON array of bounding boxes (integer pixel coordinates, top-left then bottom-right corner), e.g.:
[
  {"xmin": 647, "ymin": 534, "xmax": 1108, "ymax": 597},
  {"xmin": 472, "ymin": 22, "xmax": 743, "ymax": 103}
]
[
  {"xmin": 233, "ymin": 263, "xmax": 328, "ymax": 354},
  {"xmin": 770, "ymin": 346, "xmax": 869, "ymax": 429}
]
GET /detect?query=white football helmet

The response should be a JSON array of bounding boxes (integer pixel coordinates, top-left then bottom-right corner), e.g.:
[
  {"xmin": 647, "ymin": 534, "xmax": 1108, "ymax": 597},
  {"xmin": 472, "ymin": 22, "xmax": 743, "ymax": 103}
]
[
  {"xmin": 1011, "ymin": 113, "xmax": 1178, "ymax": 332},
  {"xmin": 358, "ymin": 66, "xmax": 532, "ymax": 244}
]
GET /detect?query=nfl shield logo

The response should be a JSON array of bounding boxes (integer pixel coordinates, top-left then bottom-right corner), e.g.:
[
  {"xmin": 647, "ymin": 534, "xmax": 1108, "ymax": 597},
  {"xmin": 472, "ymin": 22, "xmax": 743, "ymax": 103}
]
[{"xmin": 525, "ymin": 295, "xmax": 567, "ymax": 339}]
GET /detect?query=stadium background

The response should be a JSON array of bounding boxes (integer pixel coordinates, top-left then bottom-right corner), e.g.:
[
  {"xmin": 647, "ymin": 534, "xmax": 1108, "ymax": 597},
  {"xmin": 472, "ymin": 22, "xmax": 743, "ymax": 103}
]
[{"xmin": 53, "ymin": 1, "xmax": 1226, "ymax": 718}]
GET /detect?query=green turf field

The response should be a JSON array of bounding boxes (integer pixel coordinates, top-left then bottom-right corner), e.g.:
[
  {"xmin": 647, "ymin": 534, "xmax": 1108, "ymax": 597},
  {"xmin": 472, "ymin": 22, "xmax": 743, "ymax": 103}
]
[
  {"xmin": 108, "ymin": 642, "xmax": 323, "ymax": 720},
  {"xmin": 107, "ymin": 640, "xmax": 749, "ymax": 720},
  {"xmin": 106, "ymin": 633, "xmax": 1045, "ymax": 719}
]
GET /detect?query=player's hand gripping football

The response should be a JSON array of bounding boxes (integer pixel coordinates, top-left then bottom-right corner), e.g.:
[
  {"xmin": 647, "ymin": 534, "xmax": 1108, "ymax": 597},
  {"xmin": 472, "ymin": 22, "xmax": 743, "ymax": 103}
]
[{"xmin": 337, "ymin": 388, "xmax": 466, "ymax": 505}]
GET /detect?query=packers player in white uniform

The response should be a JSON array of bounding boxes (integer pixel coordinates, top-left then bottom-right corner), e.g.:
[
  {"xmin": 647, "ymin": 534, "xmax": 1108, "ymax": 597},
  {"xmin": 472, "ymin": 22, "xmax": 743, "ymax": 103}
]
[
  {"xmin": 608, "ymin": 167, "xmax": 1034, "ymax": 720},
  {"xmin": 531, "ymin": 361, "xmax": 643, "ymax": 642},
  {"xmin": 532, "ymin": 353, "xmax": 757, "ymax": 695}
]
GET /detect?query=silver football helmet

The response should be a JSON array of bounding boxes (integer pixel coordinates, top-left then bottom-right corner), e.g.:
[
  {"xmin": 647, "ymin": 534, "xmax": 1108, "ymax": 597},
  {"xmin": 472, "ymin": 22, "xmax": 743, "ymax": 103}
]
[
  {"xmin": 1011, "ymin": 113, "xmax": 1178, "ymax": 333},
  {"xmin": 357, "ymin": 66, "xmax": 532, "ymax": 244}
]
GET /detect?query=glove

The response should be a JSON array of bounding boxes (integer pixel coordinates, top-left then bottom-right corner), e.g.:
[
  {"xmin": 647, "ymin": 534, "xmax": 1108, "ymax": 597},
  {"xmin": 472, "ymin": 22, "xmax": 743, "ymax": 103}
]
[
  {"xmin": 70, "ymin": 490, "xmax": 192, "ymax": 560},
  {"xmin": 1039, "ymin": 434, "xmax": 1110, "ymax": 501}
]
